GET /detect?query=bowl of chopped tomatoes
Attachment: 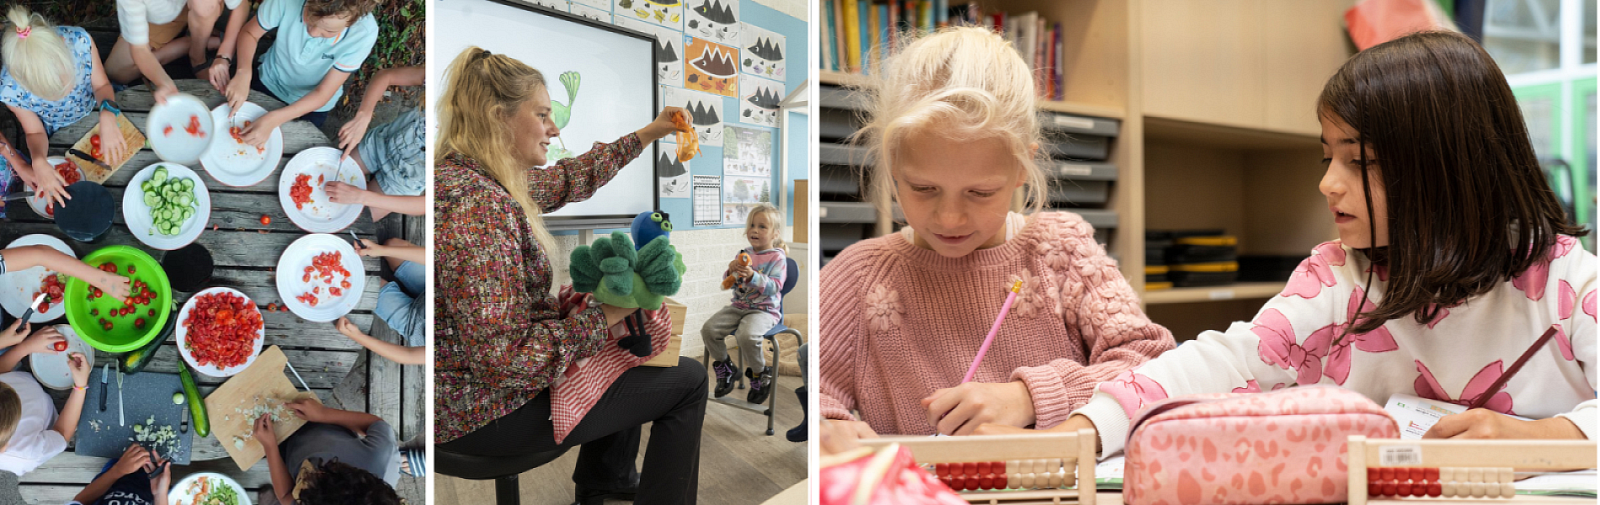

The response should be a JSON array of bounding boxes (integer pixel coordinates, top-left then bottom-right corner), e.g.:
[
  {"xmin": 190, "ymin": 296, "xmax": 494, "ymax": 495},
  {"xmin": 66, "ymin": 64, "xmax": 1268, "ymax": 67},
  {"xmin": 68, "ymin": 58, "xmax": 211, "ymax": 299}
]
[
  {"xmin": 25, "ymin": 157, "xmax": 83, "ymax": 220},
  {"xmin": 275, "ymin": 234, "xmax": 365, "ymax": 322},
  {"xmin": 146, "ymin": 93, "xmax": 214, "ymax": 165},
  {"xmin": 65, "ymin": 246, "xmax": 172, "ymax": 353},
  {"xmin": 176, "ymin": 287, "xmax": 264, "ymax": 377}
]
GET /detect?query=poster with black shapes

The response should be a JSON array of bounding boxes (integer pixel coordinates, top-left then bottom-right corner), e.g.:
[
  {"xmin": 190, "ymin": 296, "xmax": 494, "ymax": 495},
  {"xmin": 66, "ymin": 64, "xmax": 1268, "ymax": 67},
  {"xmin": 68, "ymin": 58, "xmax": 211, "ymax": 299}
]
[
  {"xmin": 614, "ymin": 0, "xmax": 682, "ymax": 29},
  {"xmin": 684, "ymin": 0, "xmax": 739, "ymax": 43},
  {"xmin": 738, "ymin": 74, "xmax": 783, "ymax": 128},
  {"xmin": 665, "ymin": 87, "xmax": 725, "ymax": 145},
  {"xmin": 739, "ymin": 23, "xmax": 784, "ymax": 79},
  {"xmin": 658, "ymin": 140, "xmax": 691, "ymax": 198},
  {"xmin": 685, "ymin": 37, "xmax": 738, "ymax": 97},
  {"xmin": 616, "ymin": 17, "xmax": 684, "ymax": 85},
  {"xmin": 570, "ymin": 3, "xmax": 612, "ymax": 23}
]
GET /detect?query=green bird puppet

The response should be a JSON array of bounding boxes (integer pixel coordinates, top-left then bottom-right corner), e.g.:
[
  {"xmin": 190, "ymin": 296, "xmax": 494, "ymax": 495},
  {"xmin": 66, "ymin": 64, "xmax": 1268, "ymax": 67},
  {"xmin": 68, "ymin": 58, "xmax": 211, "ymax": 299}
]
[{"xmin": 569, "ymin": 213, "xmax": 685, "ymax": 357}]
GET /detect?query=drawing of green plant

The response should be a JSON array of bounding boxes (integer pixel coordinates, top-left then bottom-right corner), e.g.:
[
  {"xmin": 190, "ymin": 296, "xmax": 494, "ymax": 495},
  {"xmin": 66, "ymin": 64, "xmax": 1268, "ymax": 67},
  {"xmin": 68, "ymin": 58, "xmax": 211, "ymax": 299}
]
[{"xmin": 549, "ymin": 71, "xmax": 582, "ymax": 162}]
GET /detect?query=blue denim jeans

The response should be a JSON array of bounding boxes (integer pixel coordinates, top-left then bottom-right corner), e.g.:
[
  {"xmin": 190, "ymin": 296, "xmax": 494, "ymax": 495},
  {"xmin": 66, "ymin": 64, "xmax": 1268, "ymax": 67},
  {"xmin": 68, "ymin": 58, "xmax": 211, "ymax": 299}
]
[{"xmin": 374, "ymin": 261, "xmax": 423, "ymax": 346}]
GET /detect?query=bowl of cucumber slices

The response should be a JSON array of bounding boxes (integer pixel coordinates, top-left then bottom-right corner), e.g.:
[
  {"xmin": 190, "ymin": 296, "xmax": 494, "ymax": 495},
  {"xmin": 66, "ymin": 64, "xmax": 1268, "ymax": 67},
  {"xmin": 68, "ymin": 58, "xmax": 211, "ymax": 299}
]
[{"xmin": 123, "ymin": 163, "xmax": 211, "ymax": 250}]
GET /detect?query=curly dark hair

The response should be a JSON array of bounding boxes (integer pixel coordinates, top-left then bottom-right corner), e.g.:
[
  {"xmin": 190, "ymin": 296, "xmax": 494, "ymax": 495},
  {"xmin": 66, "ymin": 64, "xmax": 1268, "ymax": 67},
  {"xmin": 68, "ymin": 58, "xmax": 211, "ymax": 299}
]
[
  {"xmin": 306, "ymin": 0, "xmax": 382, "ymax": 22},
  {"xmin": 296, "ymin": 461, "xmax": 401, "ymax": 505}
]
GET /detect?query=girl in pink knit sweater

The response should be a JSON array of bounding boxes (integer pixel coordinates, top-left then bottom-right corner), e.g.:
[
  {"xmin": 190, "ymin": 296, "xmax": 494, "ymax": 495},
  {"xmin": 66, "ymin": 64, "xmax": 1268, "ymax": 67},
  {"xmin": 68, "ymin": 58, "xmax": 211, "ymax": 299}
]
[
  {"xmin": 983, "ymin": 32, "xmax": 1596, "ymax": 455},
  {"xmin": 817, "ymin": 27, "xmax": 1176, "ymax": 441}
]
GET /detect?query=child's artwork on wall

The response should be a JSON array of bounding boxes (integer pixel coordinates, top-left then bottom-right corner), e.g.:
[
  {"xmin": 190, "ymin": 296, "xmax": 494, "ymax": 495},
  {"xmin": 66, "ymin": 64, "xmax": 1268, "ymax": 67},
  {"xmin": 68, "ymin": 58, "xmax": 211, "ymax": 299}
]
[
  {"xmin": 721, "ymin": 174, "xmax": 770, "ymax": 226},
  {"xmin": 739, "ymin": 23, "xmax": 785, "ymax": 79},
  {"xmin": 657, "ymin": 141, "xmax": 691, "ymax": 198},
  {"xmin": 737, "ymin": 75, "xmax": 783, "ymax": 128},
  {"xmin": 569, "ymin": 3, "xmax": 612, "ymax": 23},
  {"xmin": 723, "ymin": 125, "xmax": 772, "ymax": 177},
  {"xmin": 665, "ymin": 87, "xmax": 725, "ymax": 145},
  {"xmin": 531, "ymin": 0, "xmax": 570, "ymax": 12},
  {"xmin": 570, "ymin": 0, "xmax": 611, "ymax": 10},
  {"xmin": 684, "ymin": 0, "xmax": 739, "ymax": 43},
  {"xmin": 614, "ymin": 0, "xmax": 681, "ymax": 29},
  {"xmin": 615, "ymin": 17, "xmax": 684, "ymax": 84},
  {"xmin": 685, "ymin": 37, "xmax": 738, "ymax": 97},
  {"xmin": 693, "ymin": 175, "xmax": 722, "ymax": 226}
]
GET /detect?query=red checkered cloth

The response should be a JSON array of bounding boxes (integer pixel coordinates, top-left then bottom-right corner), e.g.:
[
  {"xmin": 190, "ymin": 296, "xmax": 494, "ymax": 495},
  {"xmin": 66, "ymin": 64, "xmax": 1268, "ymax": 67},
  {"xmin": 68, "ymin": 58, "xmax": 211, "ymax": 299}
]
[{"xmin": 550, "ymin": 286, "xmax": 675, "ymax": 444}]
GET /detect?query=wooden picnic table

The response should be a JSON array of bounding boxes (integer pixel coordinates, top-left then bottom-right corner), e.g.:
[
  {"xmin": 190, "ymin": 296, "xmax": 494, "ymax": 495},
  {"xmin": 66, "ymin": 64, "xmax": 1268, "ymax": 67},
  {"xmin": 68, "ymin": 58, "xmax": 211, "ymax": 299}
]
[{"xmin": 0, "ymin": 80, "xmax": 391, "ymax": 502}]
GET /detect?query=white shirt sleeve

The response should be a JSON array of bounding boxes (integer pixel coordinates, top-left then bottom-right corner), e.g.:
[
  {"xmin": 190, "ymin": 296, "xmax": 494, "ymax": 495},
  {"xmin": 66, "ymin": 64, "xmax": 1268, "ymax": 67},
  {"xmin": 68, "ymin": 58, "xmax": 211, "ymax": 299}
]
[
  {"xmin": 115, "ymin": 0, "xmax": 151, "ymax": 46},
  {"xmin": 1555, "ymin": 251, "xmax": 1597, "ymax": 439}
]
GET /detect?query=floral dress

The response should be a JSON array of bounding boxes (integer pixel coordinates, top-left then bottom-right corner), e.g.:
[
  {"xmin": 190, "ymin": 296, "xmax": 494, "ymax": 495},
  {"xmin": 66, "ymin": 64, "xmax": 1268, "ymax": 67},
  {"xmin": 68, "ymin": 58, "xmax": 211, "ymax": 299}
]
[{"xmin": 433, "ymin": 133, "xmax": 644, "ymax": 443}]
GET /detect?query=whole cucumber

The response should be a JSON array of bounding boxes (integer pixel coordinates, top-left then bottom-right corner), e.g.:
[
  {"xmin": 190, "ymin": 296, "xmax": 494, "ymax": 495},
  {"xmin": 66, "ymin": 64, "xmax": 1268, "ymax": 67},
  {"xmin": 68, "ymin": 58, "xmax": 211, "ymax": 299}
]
[{"xmin": 178, "ymin": 365, "xmax": 209, "ymax": 437}]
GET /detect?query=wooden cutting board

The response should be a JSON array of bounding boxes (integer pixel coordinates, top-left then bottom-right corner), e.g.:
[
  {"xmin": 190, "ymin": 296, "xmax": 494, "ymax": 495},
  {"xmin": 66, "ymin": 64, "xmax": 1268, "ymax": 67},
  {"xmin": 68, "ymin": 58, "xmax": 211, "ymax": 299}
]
[
  {"xmin": 69, "ymin": 112, "xmax": 145, "ymax": 183},
  {"xmin": 203, "ymin": 346, "xmax": 320, "ymax": 471}
]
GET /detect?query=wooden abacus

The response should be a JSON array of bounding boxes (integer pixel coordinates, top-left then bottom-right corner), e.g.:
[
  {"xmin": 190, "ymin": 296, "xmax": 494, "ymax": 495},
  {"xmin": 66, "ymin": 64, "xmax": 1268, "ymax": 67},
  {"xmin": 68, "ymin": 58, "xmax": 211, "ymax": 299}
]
[
  {"xmin": 859, "ymin": 430, "xmax": 1096, "ymax": 505},
  {"xmin": 1348, "ymin": 436, "xmax": 1597, "ymax": 505}
]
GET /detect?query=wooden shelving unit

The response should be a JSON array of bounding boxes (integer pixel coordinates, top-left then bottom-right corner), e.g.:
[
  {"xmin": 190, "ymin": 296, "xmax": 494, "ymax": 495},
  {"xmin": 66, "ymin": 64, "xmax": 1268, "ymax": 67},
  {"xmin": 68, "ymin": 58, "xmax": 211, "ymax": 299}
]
[{"xmin": 817, "ymin": 0, "xmax": 1356, "ymax": 334}]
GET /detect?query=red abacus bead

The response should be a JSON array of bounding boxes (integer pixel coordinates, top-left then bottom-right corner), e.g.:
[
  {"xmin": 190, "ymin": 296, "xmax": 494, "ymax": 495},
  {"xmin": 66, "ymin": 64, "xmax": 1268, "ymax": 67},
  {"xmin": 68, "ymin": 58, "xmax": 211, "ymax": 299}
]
[
  {"xmin": 1368, "ymin": 468, "xmax": 1381, "ymax": 481},
  {"xmin": 976, "ymin": 462, "xmax": 990, "ymax": 475},
  {"xmin": 1369, "ymin": 481, "xmax": 1384, "ymax": 497},
  {"xmin": 1427, "ymin": 482, "xmax": 1442, "ymax": 497},
  {"xmin": 1424, "ymin": 467, "xmax": 1440, "ymax": 482},
  {"xmin": 1383, "ymin": 482, "xmax": 1399, "ymax": 497},
  {"xmin": 994, "ymin": 461, "xmax": 1006, "ymax": 474},
  {"xmin": 962, "ymin": 462, "xmax": 977, "ymax": 476},
  {"xmin": 1379, "ymin": 468, "xmax": 1394, "ymax": 481},
  {"xmin": 935, "ymin": 463, "xmax": 950, "ymax": 477},
  {"xmin": 939, "ymin": 475, "xmax": 953, "ymax": 489},
  {"xmin": 950, "ymin": 476, "xmax": 964, "ymax": 490},
  {"xmin": 1398, "ymin": 482, "xmax": 1411, "ymax": 496},
  {"xmin": 1412, "ymin": 467, "xmax": 1427, "ymax": 482}
]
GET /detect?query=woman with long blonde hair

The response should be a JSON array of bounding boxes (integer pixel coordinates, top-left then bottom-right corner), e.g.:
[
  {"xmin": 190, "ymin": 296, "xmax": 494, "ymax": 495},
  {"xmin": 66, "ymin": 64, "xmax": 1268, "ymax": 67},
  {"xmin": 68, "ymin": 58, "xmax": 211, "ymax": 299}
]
[
  {"xmin": 433, "ymin": 46, "xmax": 705, "ymax": 505},
  {"xmin": 0, "ymin": 6, "xmax": 128, "ymax": 212}
]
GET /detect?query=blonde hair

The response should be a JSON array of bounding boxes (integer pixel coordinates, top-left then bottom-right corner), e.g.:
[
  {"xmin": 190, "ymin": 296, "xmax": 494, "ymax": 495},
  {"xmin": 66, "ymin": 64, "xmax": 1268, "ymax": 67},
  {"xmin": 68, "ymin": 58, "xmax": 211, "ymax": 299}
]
[
  {"xmin": 435, "ymin": 46, "xmax": 556, "ymax": 250},
  {"xmin": 2, "ymin": 6, "xmax": 74, "ymax": 102},
  {"xmin": 0, "ymin": 382, "xmax": 19, "ymax": 451},
  {"xmin": 746, "ymin": 204, "xmax": 787, "ymax": 252},
  {"xmin": 851, "ymin": 26, "xmax": 1048, "ymax": 218}
]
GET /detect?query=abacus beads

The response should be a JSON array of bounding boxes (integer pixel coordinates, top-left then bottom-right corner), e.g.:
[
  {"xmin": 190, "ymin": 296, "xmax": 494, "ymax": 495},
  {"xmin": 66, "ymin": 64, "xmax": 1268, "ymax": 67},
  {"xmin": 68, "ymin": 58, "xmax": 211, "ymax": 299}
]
[
  {"xmin": 1366, "ymin": 467, "xmax": 1515, "ymax": 499},
  {"xmin": 932, "ymin": 459, "xmax": 1070, "ymax": 491}
]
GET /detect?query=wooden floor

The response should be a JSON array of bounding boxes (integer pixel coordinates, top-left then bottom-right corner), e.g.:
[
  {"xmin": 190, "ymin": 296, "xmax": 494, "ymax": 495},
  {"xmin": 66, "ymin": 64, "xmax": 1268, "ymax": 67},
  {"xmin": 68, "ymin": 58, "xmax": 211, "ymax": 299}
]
[{"xmin": 435, "ymin": 371, "xmax": 808, "ymax": 505}]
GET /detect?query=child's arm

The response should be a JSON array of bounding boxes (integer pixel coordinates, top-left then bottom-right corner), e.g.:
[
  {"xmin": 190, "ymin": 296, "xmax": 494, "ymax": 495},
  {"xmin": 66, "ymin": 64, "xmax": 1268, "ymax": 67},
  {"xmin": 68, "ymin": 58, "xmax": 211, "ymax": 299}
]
[
  {"xmin": 51, "ymin": 353, "xmax": 90, "ymax": 442},
  {"xmin": 336, "ymin": 317, "xmax": 423, "ymax": 365},
  {"xmin": 72, "ymin": 444, "xmax": 154, "ymax": 504},
  {"xmin": 285, "ymin": 399, "xmax": 381, "ymax": 437},
  {"xmin": 0, "ymin": 325, "xmax": 64, "ymax": 373},
  {"xmin": 252, "ymin": 415, "xmax": 296, "ymax": 505},
  {"xmin": 7, "ymin": 106, "xmax": 65, "ymax": 209},
  {"xmin": 87, "ymin": 38, "xmax": 128, "ymax": 166},
  {"xmin": 739, "ymin": 252, "xmax": 786, "ymax": 298},
  {"xmin": 354, "ymin": 192, "xmax": 425, "ymax": 217},
  {"xmin": 224, "ymin": 16, "xmax": 268, "ymax": 117},
  {"xmin": 353, "ymin": 239, "xmax": 425, "ymax": 265},
  {"xmin": 199, "ymin": 0, "xmax": 254, "ymax": 92},
  {"xmin": 242, "ymin": 69, "xmax": 354, "ymax": 147},
  {"xmin": 337, "ymin": 66, "xmax": 424, "ymax": 154},
  {"xmin": 818, "ymin": 252, "xmax": 868, "ymax": 428},
  {"xmin": 1, "ymin": 245, "xmax": 132, "ymax": 300}
]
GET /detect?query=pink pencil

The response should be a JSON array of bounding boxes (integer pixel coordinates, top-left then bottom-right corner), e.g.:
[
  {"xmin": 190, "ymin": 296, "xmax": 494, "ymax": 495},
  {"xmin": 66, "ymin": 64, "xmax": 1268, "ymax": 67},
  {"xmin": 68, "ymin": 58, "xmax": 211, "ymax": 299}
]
[{"xmin": 962, "ymin": 280, "xmax": 1022, "ymax": 384}]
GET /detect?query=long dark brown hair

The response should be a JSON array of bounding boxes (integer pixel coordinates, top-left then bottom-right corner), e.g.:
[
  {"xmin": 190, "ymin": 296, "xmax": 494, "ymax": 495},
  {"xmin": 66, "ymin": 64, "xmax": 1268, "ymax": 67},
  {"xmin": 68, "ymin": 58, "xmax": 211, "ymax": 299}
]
[{"xmin": 1319, "ymin": 31, "xmax": 1587, "ymax": 334}]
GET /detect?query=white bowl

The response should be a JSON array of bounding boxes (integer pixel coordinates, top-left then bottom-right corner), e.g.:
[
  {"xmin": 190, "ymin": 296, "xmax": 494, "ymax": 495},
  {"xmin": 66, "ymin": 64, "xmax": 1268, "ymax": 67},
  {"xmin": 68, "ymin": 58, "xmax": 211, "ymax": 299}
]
[
  {"xmin": 146, "ymin": 93, "xmax": 215, "ymax": 164},
  {"xmin": 169, "ymin": 472, "xmax": 252, "ymax": 505},
  {"xmin": 199, "ymin": 102, "xmax": 283, "ymax": 187},
  {"xmin": 279, "ymin": 147, "xmax": 366, "ymax": 233},
  {"xmin": 123, "ymin": 162, "xmax": 211, "ymax": 250},
  {"xmin": 275, "ymin": 234, "xmax": 365, "ymax": 322},
  {"xmin": 175, "ymin": 287, "xmax": 263, "ymax": 378},
  {"xmin": 0, "ymin": 234, "xmax": 72, "ymax": 322}
]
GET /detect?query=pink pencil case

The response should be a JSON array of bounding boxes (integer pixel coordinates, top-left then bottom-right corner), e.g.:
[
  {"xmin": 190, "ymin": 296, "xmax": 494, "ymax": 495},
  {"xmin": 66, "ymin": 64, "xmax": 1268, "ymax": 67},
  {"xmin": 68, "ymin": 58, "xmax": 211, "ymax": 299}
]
[{"xmin": 1123, "ymin": 385, "xmax": 1399, "ymax": 505}]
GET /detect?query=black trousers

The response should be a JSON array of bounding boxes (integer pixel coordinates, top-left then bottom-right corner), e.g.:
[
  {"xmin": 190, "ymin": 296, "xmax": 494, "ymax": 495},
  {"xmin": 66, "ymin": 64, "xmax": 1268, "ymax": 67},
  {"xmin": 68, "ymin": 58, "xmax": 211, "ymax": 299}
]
[{"xmin": 440, "ymin": 356, "xmax": 709, "ymax": 505}]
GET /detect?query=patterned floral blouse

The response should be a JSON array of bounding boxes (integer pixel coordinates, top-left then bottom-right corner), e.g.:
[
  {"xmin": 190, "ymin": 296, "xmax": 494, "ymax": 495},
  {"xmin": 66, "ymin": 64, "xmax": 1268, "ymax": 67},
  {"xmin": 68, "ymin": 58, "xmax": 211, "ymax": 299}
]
[{"xmin": 434, "ymin": 133, "xmax": 643, "ymax": 443}]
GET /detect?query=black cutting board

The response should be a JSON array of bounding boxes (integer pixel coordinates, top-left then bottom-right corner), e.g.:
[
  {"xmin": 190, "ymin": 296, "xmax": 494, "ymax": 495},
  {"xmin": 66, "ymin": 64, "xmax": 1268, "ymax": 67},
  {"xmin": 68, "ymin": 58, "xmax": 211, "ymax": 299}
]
[{"xmin": 75, "ymin": 369, "xmax": 193, "ymax": 464}]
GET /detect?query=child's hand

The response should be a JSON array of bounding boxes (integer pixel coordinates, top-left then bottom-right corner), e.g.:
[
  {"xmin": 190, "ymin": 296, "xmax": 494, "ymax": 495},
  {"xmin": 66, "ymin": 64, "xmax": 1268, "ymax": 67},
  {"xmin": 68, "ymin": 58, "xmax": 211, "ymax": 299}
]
[
  {"xmin": 148, "ymin": 449, "xmax": 171, "ymax": 495},
  {"xmin": 113, "ymin": 444, "xmax": 151, "ymax": 476},
  {"xmin": 252, "ymin": 415, "xmax": 277, "ymax": 446},
  {"xmin": 285, "ymin": 399, "xmax": 330, "ymax": 424},
  {"xmin": 152, "ymin": 83, "xmax": 178, "ymax": 105},
  {"xmin": 337, "ymin": 111, "xmax": 372, "ymax": 155},
  {"xmin": 325, "ymin": 181, "xmax": 367, "ymax": 206},
  {"xmin": 1423, "ymin": 409, "xmax": 1586, "ymax": 440},
  {"xmin": 203, "ymin": 59, "xmax": 232, "ymax": 92},
  {"xmin": 67, "ymin": 352, "xmax": 90, "ymax": 388},
  {"xmin": 225, "ymin": 75, "xmax": 251, "ymax": 120},
  {"xmin": 20, "ymin": 325, "xmax": 64, "ymax": 355},
  {"xmin": 334, "ymin": 317, "xmax": 366, "ymax": 340},
  {"xmin": 820, "ymin": 418, "xmax": 876, "ymax": 455},
  {"xmin": 921, "ymin": 381, "xmax": 1037, "ymax": 436},
  {"xmin": 241, "ymin": 111, "xmax": 281, "ymax": 148},
  {"xmin": 30, "ymin": 158, "xmax": 69, "ymax": 210},
  {"xmin": 89, "ymin": 270, "xmax": 132, "ymax": 301},
  {"xmin": 97, "ymin": 122, "xmax": 127, "ymax": 164},
  {"xmin": 0, "ymin": 320, "xmax": 28, "ymax": 349}
]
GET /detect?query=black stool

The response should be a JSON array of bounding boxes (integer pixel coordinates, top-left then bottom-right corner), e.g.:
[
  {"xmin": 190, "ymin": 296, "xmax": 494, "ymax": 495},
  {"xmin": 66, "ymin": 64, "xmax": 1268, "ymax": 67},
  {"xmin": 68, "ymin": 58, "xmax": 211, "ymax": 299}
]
[{"xmin": 435, "ymin": 446, "xmax": 570, "ymax": 505}]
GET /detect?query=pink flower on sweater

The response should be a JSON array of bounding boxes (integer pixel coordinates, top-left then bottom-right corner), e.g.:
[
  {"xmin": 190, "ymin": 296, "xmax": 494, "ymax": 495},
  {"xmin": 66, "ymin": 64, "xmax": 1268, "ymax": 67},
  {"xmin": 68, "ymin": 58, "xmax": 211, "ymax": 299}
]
[
  {"xmin": 1552, "ymin": 324, "xmax": 1574, "ymax": 361},
  {"xmin": 1252, "ymin": 309, "xmax": 1328, "ymax": 385},
  {"xmin": 1007, "ymin": 271, "xmax": 1043, "ymax": 319},
  {"xmin": 1414, "ymin": 359, "xmax": 1515, "ymax": 415},
  {"xmin": 1103, "ymin": 369, "xmax": 1169, "ymax": 416},
  {"xmin": 1232, "ymin": 380, "xmax": 1261, "ymax": 394},
  {"xmin": 863, "ymin": 284, "xmax": 904, "ymax": 333},
  {"xmin": 1513, "ymin": 235, "xmax": 1578, "ymax": 301},
  {"xmin": 1422, "ymin": 304, "xmax": 1451, "ymax": 329},
  {"xmin": 1312, "ymin": 291, "xmax": 1400, "ymax": 385},
  {"xmin": 1559, "ymin": 280, "xmax": 1576, "ymax": 319},
  {"xmin": 1282, "ymin": 243, "xmax": 1346, "ymax": 299},
  {"xmin": 1585, "ymin": 290, "xmax": 1597, "ymax": 322},
  {"xmin": 1036, "ymin": 239, "xmax": 1072, "ymax": 273}
]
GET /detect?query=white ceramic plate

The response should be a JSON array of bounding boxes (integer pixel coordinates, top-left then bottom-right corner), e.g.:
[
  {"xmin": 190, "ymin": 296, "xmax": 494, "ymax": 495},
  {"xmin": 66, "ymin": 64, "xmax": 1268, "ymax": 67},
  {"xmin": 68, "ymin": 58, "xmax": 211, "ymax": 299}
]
[
  {"xmin": 146, "ymin": 93, "xmax": 214, "ymax": 164},
  {"xmin": 124, "ymin": 162, "xmax": 211, "ymax": 251},
  {"xmin": 175, "ymin": 287, "xmax": 264, "ymax": 378},
  {"xmin": 28, "ymin": 324, "xmax": 91, "ymax": 390},
  {"xmin": 199, "ymin": 102, "xmax": 283, "ymax": 187},
  {"xmin": 0, "ymin": 234, "xmax": 72, "ymax": 322},
  {"xmin": 275, "ymin": 234, "xmax": 364, "ymax": 322},
  {"xmin": 169, "ymin": 472, "xmax": 252, "ymax": 505},
  {"xmin": 25, "ymin": 157, "xmax": 83, "ymax": 220},
  {"xmin": 279, "ymin": 147, "xmax": 366, "ymax": 233}
]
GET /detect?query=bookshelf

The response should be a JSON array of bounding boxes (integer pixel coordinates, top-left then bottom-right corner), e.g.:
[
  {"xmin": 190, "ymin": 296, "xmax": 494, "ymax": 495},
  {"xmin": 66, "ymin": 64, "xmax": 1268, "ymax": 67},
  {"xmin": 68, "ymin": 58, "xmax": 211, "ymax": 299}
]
[{"xmin": 817, "ymin": 0, "xmax": 1356, "ymax": 335}]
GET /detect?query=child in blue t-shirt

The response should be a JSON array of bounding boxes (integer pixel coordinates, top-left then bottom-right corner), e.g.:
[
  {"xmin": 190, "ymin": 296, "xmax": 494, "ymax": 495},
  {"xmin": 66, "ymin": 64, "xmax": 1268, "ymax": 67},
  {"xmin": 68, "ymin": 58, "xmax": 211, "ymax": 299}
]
[{"xmin": 224, "ymin": 0, "xmax": 378, "ymax": 136}]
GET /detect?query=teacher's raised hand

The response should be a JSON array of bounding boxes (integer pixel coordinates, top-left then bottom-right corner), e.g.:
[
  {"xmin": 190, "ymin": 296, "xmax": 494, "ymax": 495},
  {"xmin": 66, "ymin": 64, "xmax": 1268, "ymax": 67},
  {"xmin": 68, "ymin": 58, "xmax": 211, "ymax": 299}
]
[{"xmin": 634, "ymin": 106, "xmax": 688, "ymax": 144}]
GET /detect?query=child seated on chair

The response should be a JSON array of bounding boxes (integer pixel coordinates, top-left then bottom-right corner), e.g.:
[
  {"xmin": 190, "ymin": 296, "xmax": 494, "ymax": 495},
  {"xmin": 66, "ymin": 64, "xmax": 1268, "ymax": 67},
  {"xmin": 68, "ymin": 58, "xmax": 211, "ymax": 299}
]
[{"xmin": 702, "ymin": 203, "xmax": 788, "ymax": 405}]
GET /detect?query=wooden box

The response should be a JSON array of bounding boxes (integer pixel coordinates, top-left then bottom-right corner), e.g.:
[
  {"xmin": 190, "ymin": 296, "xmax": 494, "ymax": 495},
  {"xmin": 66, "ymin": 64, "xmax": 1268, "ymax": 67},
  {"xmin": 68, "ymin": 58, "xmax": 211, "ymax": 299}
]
[{"xmin": 641, "ymin": 297, "xmax": 688, "ymax": 367}]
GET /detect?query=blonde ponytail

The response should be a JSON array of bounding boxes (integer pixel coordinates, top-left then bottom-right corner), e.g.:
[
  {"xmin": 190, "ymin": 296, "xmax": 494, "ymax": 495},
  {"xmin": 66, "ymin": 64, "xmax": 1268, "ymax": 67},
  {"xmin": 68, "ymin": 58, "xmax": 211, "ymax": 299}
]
[
  {"xmin": 435, "ymin": 46, "xmax": 557, "ymax": 250},
  {"xmin": 2, "ymin": 6, "xmax": 73, "ymax": 101}
]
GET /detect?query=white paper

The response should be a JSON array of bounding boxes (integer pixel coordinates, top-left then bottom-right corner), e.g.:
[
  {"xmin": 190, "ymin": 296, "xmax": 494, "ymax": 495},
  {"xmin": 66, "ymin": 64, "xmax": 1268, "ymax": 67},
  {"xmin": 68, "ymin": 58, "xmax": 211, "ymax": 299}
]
[
  {"xmin": 683, "ymin": 0, "xmax": 739, "ymax": 43},
  {"xmin": 656, "ymin": 141, "xmax": 690, "ymax": 198},
  {"xmin": 1384, "ymin": 394, "xmax": 1467, "ymax": 440},
  {"xmin": 737, "ymin": 74, "xmax": 783, "ymax": 128},
  {"xmin": 739, "ymin": 23, "xmax": 785, "ymax": 79},
  {"xmin": 613, "ymin": 0, "xmax": 682, "ymax": 29}
]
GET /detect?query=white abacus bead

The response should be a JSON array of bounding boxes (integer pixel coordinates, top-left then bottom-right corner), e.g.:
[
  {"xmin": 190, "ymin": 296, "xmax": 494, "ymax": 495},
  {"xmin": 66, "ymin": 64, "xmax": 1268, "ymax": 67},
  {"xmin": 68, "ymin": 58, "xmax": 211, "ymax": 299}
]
[
  {"xmin": 1484, "ymin": 481, "xmax": 1501, "ymax": 498},
  {"xmin": 1501, "ymin": 482, "xmax": 1515, "ymax": 498},
  {"xmin": 1443, "ymin": 481, "xmax": 1458, "ymax": 497},
  {"xmin": 1021, "ymin": 473, "xmax": 1035, "ymax": 489},
  {"xmin": 1471, "ymin": 481, "xmax": 1486, "ymax": 498},
  {"xmin": 1441, "ymin": 467, "xmax": 1456, "ymax": 483},
  {"xmin": 1007, "ymin": 471, "xmax": 1018, "ymax": 490},
  {"xmin": 1468, "ymin": 468, "xmax": 1483, "ymax": 485},
  {"xmin": 1498, "ymin": 468, "xmax": 1513, "ymax": 484}
]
